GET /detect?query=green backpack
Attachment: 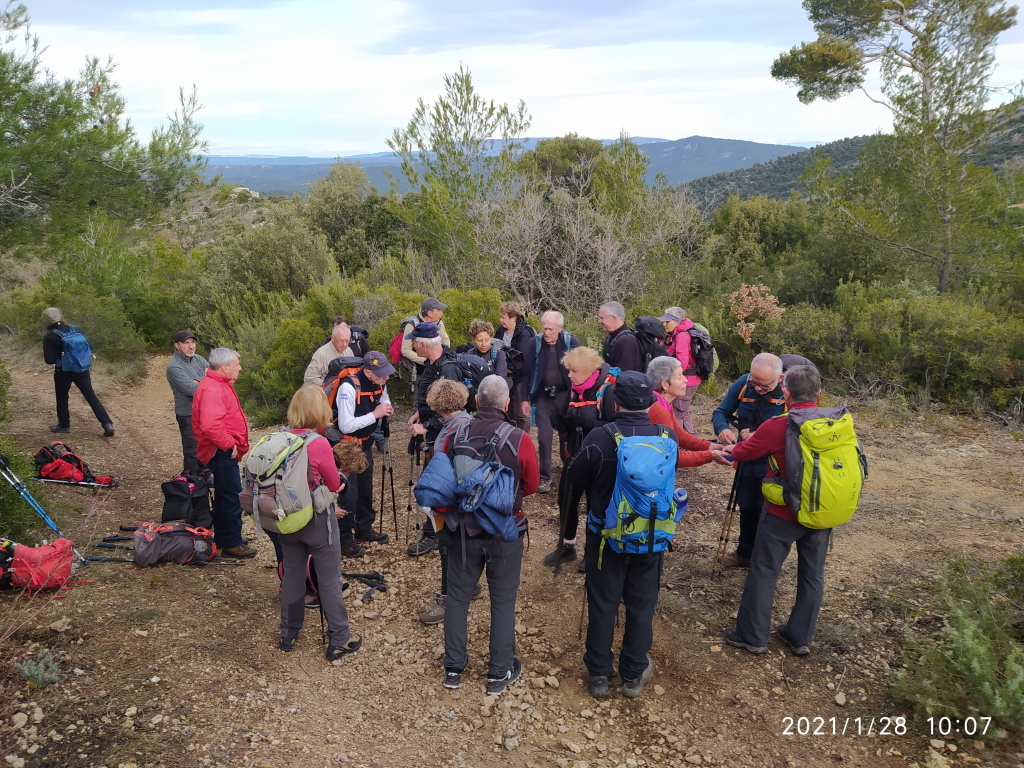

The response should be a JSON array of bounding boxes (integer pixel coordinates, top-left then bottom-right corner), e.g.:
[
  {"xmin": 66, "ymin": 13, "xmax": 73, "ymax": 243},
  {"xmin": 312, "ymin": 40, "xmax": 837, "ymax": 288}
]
[
  {"xmin": 762, "ymin": 406, "xmax": 867, "ymax": 529},
  {"xmin": 241, "ymin": 431, "xmax": 332, "ymax": 535}
]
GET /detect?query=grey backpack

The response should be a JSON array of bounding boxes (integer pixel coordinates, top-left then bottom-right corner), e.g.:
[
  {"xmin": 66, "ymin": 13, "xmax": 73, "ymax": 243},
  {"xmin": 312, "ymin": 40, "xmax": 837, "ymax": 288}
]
[{"xmin": 240, "ymin": 431, "xmax": 332, "ymax": 535}]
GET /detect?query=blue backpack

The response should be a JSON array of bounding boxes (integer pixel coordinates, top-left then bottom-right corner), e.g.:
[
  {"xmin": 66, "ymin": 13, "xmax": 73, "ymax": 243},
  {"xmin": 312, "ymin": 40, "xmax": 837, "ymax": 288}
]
[
  {"xmin": 54, "ymin": 326, "xmax": 93, "ymax": 373},
  {"xmin": 597, "ymin": 424, "xmax": 683, "ymax": 567}
]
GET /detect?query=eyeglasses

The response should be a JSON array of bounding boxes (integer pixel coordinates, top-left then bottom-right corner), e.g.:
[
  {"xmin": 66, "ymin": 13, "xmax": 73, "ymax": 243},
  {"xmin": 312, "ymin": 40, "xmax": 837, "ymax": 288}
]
[{"xmin": 749, "ymin": 376, "xmax": 778, "ymax": 392}]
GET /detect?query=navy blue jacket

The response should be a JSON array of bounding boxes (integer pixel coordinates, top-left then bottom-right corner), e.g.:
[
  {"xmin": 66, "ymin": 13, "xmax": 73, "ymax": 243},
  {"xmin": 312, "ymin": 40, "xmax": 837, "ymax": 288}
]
[{"xmin": 523, "ymin": 330, "xmax": 580, "ymax": 402}]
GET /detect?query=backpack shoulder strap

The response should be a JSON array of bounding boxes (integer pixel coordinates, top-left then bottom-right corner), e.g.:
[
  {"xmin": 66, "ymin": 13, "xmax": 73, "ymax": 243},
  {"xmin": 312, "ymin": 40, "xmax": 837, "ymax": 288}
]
[{"xmin": 602, "ymin": 422, "xmax": 624, "ymax": 447}]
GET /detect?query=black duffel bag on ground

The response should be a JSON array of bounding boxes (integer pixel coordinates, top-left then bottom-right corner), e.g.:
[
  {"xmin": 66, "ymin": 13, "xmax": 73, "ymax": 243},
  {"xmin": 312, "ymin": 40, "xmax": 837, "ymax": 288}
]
[{"xmin": 160, "ymin": 475, "xmax": 213, "ymax": 528}]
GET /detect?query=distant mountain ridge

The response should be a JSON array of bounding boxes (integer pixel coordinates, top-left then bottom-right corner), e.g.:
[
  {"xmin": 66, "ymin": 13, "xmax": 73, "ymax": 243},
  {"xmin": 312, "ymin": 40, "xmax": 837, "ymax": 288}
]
[{"xmin": 202, "ymin": 135, "xmax": 809, "ymax": 195}]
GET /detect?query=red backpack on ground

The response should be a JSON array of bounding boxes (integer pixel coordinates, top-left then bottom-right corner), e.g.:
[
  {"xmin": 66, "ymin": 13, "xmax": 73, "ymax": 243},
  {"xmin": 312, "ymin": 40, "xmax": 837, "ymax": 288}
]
[
  {"xmin": 5, "ymin": 539, "xmax": 75, "ymax": 591},
  {"xmin": 33, "ymin": 443, "xmax": 117, "ymax": 485}
]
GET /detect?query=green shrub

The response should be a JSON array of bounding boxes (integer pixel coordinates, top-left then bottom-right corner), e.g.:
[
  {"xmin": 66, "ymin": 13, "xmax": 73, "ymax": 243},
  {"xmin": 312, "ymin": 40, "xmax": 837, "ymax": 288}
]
[
  {"xmin": 891, "ymin": 557, "xmax": 1024, "ymax": 730},
  {"xmin": 14, "ymin": 648, "xmax": 61, "ymax": 687},
  {"xmin": 753, "ymin": 303, "xmax": 848, "ymax": 375},
  {"xmin": 438, "ymin": 287, "xmax": 504, "ymax": 346},
  {"xmin": 239, "ymin": 317, "xmax": 323, "ymax": 420},
  {"xmin": 0, "ymin": 436, "xmax": 42, "ymax": 543},
  {"xmin": 0, "ymin": 354, "xmax": 11, "ymax": 424}
]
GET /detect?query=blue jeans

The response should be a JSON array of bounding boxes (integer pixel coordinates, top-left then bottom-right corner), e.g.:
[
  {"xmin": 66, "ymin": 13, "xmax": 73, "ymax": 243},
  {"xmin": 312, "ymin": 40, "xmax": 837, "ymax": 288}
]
[{"xmin": 207, "ymin": 449, "xmax": 244, "ymax": 549}]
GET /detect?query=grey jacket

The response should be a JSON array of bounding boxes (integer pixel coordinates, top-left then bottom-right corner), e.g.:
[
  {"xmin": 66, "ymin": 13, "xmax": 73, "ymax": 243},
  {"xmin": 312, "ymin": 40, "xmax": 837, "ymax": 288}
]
[{"xmin": 166, "ymin": 350, "xmax": 210, "ymax": 416}]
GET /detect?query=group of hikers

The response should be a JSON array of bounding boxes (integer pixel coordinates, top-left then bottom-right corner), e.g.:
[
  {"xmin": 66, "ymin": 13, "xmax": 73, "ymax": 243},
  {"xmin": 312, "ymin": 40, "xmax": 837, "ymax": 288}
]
[{"xmin": 40, "ymin": 298, "xmax": 865, "ymax": 698}]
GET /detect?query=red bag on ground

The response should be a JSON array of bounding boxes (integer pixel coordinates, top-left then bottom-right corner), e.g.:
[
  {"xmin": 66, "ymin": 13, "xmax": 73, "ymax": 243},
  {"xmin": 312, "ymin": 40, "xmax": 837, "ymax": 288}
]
[{"xmin": 10, "ymin": 539, "xmax": 75, "ymax": 591}]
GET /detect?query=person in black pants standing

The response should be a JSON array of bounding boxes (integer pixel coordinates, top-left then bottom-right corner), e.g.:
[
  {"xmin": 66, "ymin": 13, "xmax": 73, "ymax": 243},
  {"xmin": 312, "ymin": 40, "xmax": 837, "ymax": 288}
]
[
  {"xmin": 522, "ymin": 311, "xmax": 579, "ymax": 494},
  {"xmin": 41, "ymin": 307, "xmax": 114, "ymax": 437}
]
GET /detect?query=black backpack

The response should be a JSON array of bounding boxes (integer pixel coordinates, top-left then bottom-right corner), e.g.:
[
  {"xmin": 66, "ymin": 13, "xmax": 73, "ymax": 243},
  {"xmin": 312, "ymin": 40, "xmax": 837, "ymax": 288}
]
[
  {"xmin": 442, "ymin": 354, "xmax": 490, "ymax": 412},
  {"xmin": 160, "ymin": 475, "xmax": 213, "ymax": 528},
  {"xmin": 632, "ymin": 317, "xmax": 669, "ymax": 369},
  {"xmin": 686, "ymin": 325, "xmax": 716, "ymax": 382}
]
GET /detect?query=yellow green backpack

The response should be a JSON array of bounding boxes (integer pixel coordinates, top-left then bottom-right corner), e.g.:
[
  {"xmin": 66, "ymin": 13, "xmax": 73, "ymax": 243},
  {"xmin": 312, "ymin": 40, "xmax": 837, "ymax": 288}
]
[{"xmin": 761, "ymin": 406, "xmax": 867, "ymax": 529}]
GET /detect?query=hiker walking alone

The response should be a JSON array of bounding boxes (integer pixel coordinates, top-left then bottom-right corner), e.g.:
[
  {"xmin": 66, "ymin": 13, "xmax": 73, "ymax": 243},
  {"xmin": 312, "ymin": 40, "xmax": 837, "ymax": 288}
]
[
  {"xmin": 192, "ymin": 348, "xmax": 256, "ymax": 559},
  {"xmin": 166, "ymin": 330, "xmax": 210, "ymax": 475},
  {"xmin": 41, "ymin": 307, "xmax": 114, "ymax": 437},
  {"xmin": 277, "ymin": 385, "xmax": 362, "ymax": 661}
]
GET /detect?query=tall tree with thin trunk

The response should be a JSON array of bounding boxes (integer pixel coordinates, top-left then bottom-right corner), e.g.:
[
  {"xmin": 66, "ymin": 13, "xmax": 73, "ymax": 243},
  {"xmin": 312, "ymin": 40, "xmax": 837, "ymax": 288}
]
[{"xmin": 772, "ymin": 0, "xmax": 1022, "ymax": 292}]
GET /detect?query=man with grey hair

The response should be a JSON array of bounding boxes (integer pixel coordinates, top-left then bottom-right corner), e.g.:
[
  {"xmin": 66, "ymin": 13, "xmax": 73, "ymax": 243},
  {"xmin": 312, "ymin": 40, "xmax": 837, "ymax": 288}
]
[
  {"xmin": 41, "ymin": 307, "xmax": 114, "ymax": 437},
  {"xmin": 598, "ymin": 301, "xmax": 643, "ymax": 373},
  {"xmin": 433, "ymin": 374, "xmax": 539, "ymax": 694},
  {"xmin": 711, "ymin": 352, "xmax": 787, "ymax": 568},
  {"xmin": 192, "ymin": 348, "xmax": 256, "ymax": 559},
  {"xmin": 304, "ymin": 320, "xmax": 361, "ymax": 385},
  {"xmin": 166, "ymin": 330, "xmax": 210, "ymax": 474},
  {"xmin": 523, "ymin": 310, "xmax": 579, "ymax": 493},
  {"xmin": 720, "ymin": 365, "xmax": 831, "ymax": 657}
]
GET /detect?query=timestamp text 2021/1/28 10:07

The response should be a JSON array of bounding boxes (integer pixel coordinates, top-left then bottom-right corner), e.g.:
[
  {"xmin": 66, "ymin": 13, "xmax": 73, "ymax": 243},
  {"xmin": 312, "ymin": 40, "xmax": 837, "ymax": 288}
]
[{"xmin": 782, "ymin": 716, "xmax": 993, "ymax": 737}]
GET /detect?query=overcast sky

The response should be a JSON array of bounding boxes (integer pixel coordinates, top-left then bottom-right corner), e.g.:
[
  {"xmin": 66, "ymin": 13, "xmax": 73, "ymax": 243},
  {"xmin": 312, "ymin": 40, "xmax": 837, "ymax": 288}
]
[{"xmin": 22, "ymin": 0, "xmax": 1024, "ymax": 156}]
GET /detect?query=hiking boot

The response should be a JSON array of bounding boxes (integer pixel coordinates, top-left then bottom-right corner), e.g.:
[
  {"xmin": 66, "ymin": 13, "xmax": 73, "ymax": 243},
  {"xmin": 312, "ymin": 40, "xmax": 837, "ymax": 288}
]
[
  {"xmin": 486, "ymin": 657, "xmax": 522, "ymax": 696},
  {"xmin": 776, "ymin": 624, "xmax": 810, "ymax": 656},
  {"xmin": 443, "ymin": 669, "xmax": 463, "ymax": 690},
  {"xmin": 471, "ymin": 582, "xmax": 484, "ymax": 600},
  {"xmin": 406, "ymin": 534, "xmax": 438, "ymax": 557},
  {"xmin": 49, "ymin": 424, "xmax": 70, "ymax": 433},
  {"xmin": 720, "ymin": 551, "xmax": 751, "ymax": 568},
  {"xmin": 722, "ymin": 627, "xmax": 767, "ymax": 654},
  {"xmin": 222, "ymin": 544, "xmax": 257, "ymax": 559},
  {"xmin": 339, "ymin": 540, "xmax": 365, "ymax": 558},
  {"xmin": 325, "ymin": 633, "xmax": 362, "ymax": 660},
  {"xmin": 101, "ymin": 422, "xmax": 115, "ymax": 437},
  {"xmin": 543, "ymin": 545, "xmax": 577, "ymax": 566},
  {"xmin": 418, "ymin": 593, "xmax": 446, "ymax": 624},
  {"xmin": 305, "ymin": 597, "xmax": 321, "ymax": 610},
  {"xmin": 356, "ymin": 529, "xmax": 389, "ymax": 544},
  {"xmin": 622, "ymin": 656, "xmax": 654, "ymax": 699},
  {"xmin": 577, "ymin": 558, "xmax": 586, "ymax": 574},
  {"xmin": 588, "ymin": 675, "xmax": 610, "ymax": 699},
  {"xmin": 537, "ymin": 480, "xmax": 551, "ymax": 494},
  {"xmin": 278, "ymin": 636, "xmax": 295, "ymax": 652}
]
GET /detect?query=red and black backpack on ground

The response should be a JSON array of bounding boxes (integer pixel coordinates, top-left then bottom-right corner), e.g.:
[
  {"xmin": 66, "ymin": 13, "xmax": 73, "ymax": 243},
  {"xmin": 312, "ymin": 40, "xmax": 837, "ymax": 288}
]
[
  {"xmin": 132, "ymin": 521, "xmax": 217, "ymax": 567},
  {"xmin": 33, "ymin": 442, "xmax": 117, "ymax": 486}
]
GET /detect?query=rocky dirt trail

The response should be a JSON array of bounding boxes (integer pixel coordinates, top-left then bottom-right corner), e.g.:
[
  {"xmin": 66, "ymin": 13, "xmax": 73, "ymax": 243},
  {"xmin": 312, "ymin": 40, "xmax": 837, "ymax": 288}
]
[{"xmin": 1, "ymin": 353, "xmax": 1024, "ymax": 768}]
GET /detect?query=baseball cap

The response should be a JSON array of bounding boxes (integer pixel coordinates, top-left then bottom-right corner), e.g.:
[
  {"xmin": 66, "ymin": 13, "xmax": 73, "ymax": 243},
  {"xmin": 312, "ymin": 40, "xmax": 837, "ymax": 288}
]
[
  {"xmin": 174, "ymin": 330, "xmax": 197, "ymax": 343},
  {"xmin": 612, "ymin": 371, "xmax": 657, "ymax": 410},
  {"xmin": 657, "ymin": 307, "xmax": 686, "ymax": 323},
  {"xmin": 421, "ymin": 298, "xmax": 448, "ymax": 313},
  {"xmin": 406, "ymin": 322, "xmax": 441, "ymax": 340},
  {"xmin": 363, "ymin": 351, "xmax": 396, "ymax": 378}
]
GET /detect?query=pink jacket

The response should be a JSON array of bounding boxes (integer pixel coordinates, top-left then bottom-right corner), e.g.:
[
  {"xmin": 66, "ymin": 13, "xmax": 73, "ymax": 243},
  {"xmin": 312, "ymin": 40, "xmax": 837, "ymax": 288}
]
[
  {"xmin": 192, "ymin": 370, "xmax": 250, "ymax": 464},
  {"xmin": 666, "ymin": 319, "xmax": 702, "ymax": 388}
]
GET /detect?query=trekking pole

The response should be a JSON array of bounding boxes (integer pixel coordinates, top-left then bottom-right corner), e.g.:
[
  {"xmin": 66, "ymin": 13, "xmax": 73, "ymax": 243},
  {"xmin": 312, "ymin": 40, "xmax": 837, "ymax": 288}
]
[
  {"xmin": 712, "ymin": 461, "xmax": 741, "ymax": 576},
  {"xmin": 387, "ymin": 440, "xmax": 398, "ymax": 539},
  {"xmin": 0, "ymin": 455, "xmax": 86, "ymax": 564},
  {"xmin": 404, "ymin": 434, "xmax": 423, "ymax": 546}
]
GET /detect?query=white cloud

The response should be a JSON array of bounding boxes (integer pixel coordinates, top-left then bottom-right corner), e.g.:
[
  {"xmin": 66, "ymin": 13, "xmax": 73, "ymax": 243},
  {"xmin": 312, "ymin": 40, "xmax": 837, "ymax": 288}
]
[{"xmin": 22, "ymin": 0, "xmax": 1024, "ymax": 155}]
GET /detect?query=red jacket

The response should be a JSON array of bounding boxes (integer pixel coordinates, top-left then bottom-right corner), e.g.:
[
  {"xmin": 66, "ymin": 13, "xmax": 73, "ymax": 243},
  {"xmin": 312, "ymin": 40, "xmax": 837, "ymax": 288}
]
[
  {"xmin": 648, "ymin": 400, "xmax": 713, "ymax": 468},
  {"xmin": 192, "ymin": 370, "xmax": 250, "ymax": 464},
  {"xmin": 730, "ymin": 401, "xmax": 817, "ymax": 522}
]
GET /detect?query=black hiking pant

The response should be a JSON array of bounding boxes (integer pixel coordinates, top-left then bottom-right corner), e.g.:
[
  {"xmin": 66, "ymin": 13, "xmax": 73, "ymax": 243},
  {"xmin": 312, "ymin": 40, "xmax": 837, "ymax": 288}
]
[{"xmin": 53, "ymin": 370, "xmax": 111, "ymax": 429}]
